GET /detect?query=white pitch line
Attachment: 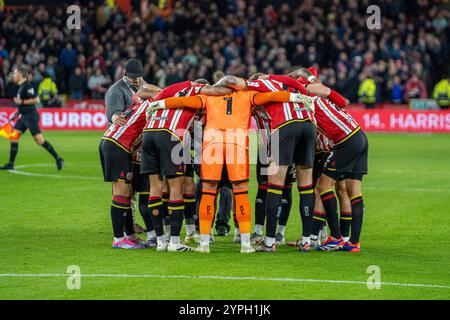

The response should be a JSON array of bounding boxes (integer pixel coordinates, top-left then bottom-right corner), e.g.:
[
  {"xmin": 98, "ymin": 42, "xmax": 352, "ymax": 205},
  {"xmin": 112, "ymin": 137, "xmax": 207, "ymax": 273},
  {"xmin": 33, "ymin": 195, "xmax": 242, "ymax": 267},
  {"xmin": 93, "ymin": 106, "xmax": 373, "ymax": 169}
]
[
  {"xmin": 5, "ymin": 163, "xmax": 98, "ymax": 181},
  {"xmin": 4, "ymin": 164, "xmax": 450, "ymax": 193},
  {"xmin": 8, "ymin": 170, "xmax": 98, "ymax": 181},
  {"xmin": 0, "ymin": 273, "xmax": 449, "ymax": 289}
]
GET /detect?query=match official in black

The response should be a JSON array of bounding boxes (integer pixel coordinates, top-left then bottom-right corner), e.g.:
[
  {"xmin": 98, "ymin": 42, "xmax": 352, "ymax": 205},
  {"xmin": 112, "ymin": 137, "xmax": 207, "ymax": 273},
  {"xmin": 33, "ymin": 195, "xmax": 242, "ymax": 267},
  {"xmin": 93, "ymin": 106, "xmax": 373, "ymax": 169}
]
[{"xmin": 1, "ymin": 65, "xmax": 63, "ymax": 171}]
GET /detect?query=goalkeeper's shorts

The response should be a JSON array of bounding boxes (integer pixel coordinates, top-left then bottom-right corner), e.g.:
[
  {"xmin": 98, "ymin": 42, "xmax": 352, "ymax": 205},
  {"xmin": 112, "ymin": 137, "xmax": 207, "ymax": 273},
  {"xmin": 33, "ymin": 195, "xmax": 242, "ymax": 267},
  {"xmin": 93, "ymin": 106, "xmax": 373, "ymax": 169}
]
[{"xmin": 200, "ymin": 142, "xmax": 249, "ymax": 184}]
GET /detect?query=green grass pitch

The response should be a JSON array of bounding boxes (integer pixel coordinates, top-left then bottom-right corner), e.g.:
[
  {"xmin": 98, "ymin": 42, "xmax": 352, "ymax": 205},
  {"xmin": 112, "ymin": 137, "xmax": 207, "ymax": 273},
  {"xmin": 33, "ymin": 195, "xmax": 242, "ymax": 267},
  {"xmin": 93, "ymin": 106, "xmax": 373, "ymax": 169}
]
[{"xmin": 1, "ymin": 131, "xmax": 450, "ymax": 300}]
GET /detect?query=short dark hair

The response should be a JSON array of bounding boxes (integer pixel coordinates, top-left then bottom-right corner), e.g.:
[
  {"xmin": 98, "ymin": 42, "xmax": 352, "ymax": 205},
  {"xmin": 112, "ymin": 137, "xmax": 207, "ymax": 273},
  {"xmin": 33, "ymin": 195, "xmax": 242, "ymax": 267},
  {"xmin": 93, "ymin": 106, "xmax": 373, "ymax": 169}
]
[
  {"xmin": 194, "ymin": 78, "xmax": 210, "ymax": 85},
  {"xmin": 15, "ymin": 65, "xmax": 29, "ymax": 78}
]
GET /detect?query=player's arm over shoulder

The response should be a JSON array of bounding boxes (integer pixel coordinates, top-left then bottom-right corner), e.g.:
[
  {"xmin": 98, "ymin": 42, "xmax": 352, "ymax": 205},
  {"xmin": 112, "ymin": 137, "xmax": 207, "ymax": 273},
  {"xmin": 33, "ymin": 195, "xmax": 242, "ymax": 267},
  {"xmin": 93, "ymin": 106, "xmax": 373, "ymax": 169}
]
[
  {"xmin": 162, "ymin": 95, "xmax": 205, "ymax": 109},
  {"xmin": 214, "ymin": 75, "xmax": 247, "ymax": 91},
  {"xmin": 199, "ymin": 85, "xmax": 233, "ymax": 96}
]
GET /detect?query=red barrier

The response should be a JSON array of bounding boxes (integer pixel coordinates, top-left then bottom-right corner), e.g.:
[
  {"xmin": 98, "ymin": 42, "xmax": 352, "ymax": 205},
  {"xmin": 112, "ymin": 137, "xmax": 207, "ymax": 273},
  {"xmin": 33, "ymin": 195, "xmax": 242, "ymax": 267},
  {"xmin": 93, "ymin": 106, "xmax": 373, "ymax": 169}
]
[
  {"xmin": 0, "ymin": 108, "xmax": 108, "ymax": 131},
  {"xmin": 347, "ymin": 109, "xmax": 450, "ymax": 133},
  {"xmin": 1, "ymin": 107, "xmax": 449, "ymax": 133}
]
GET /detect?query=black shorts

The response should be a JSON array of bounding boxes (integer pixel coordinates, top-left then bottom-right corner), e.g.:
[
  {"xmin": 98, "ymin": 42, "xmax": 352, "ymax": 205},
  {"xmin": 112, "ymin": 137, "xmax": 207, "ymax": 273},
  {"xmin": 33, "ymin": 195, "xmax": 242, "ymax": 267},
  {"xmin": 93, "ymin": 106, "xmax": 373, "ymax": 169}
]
[
  {"xmin": 132, "ymin": 162, "xmax": 149, "ymax": 193},
  {"xmin": 272, "ymin": 120, "xmax": 316, "ymax": 168},
  {"xmin": 141, "ymin": 130, "xmax": 184, "ymax": 178},
  {"xmin": 184, "ymin": 163, "xmax": 194, "ymax": 178},
  {"xmin": 99, "ymin": 139, "xmax": 133, "ymax": 183},
  {"xmin": 313, "ymin": 152, "xmax": 329, "ymax": 186},
  {"xmin": 323, "ymin": 129, "xmax": 369, "ymax": 181},
  {"xmin": 14, "ymin": 111, "xmax": 41, "ymax": 135},
  {"xmin": 256, "ymin": 158, "xmax": 295, "ymax": 186}
]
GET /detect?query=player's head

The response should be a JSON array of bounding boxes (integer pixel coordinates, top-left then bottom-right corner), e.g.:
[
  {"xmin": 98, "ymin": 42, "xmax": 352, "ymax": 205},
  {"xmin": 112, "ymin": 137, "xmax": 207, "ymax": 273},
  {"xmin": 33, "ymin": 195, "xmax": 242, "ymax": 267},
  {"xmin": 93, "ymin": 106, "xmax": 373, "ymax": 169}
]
[
  {"xmin": 13, "ymin": 65, "xmax": 29, "ymax": 83},
  {"xmin": 194, "ymin": 78, "xmax": 210, "ymax": 85},
  {"xmin": 249, "ymin": 72, "xmax": 266, "ymax": 80},
  {"xmin": 298, "ymin": 66, "xmax": 321, "ymax": 84},
  {"xmin": 125, "ymin": 58, "xmax": 144, "ymax": 88},
  {"xmin": 213, "ymin": 71, "xmax": 225, "ymax": 83}
]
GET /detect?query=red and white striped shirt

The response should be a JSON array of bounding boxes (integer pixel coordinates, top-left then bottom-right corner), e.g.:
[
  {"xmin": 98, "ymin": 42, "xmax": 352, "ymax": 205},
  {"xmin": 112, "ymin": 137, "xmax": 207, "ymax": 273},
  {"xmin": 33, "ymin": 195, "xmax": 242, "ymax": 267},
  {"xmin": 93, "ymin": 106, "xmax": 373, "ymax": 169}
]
[
  {"xmin": 102, "ymin": 100, "xmax": 149, "ymax": 153},
  {"xmin": 316, "ymin": 130, "xmax": 334, "ymax": 153},
  {"xmin": 313, "ymin": 97, "xmax": 360, "ymax": 145},
  {"xmin": 144, "ymin": 81, "xmax": 203, "ymax": 140},
  {"xmin": 246, "ymin": 78, "xmax": 315, "ymax": 129}
]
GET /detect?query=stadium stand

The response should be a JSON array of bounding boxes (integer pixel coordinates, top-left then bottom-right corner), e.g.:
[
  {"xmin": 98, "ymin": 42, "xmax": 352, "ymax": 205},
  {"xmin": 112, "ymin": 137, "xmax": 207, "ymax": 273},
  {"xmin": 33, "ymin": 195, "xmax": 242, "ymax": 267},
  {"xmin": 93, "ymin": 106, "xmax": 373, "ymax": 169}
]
[{"xmin": 0, "ymin": 0, "xmax": 449, "ymax": 107}]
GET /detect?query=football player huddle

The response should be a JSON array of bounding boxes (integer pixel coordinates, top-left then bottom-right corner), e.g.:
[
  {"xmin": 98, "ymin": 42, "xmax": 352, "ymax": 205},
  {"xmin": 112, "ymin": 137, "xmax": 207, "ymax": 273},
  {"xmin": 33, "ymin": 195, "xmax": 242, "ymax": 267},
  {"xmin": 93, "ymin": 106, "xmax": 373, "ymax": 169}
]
[{"xmin": 99, "ymin": 66, "xmax": 368, "ymax": 254}]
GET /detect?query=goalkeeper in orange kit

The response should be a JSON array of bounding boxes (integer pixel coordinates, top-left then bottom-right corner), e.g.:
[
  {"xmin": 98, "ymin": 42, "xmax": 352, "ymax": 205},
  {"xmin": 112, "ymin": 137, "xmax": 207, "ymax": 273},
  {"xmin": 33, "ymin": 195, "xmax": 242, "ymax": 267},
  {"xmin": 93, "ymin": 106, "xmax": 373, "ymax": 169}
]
[{"xmin": 147, "ymin": 89, "xmax": 313, "ymax": 253}]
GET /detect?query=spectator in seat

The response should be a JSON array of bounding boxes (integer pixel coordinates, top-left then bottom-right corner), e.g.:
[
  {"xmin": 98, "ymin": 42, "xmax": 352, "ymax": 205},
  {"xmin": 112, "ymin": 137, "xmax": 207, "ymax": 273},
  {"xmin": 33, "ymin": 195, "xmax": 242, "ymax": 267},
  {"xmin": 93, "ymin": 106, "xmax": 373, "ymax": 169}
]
[
  {"xmin": 0, "ymin": 74, "xmax": 5, "ymax": 98},
  {"xmin": 404, "ymin": 73, "xmax": 427, "ymax": 103},
  {"xmin": 432, "ymin": 77, "xmax": 450, "ymax": 109},
  {"xmin": 59, "ymin": 43, "xmax": 77, "ymax": 81},
  {"xmin": 69, "ymin": 67, "xmax": 85, "ymax": 100},
  {"xmin": 390, "ymin": 75, "xmax": 404, "ymax": 104},
  {"xmin": 358, "ymin": 71, "xmax": 377, "ymax": 109},
  {"xmin": 88, "ymin": 68, "xmax": 110, "ymax": 99},
  {"xmin": 38, "ymin": 72, "xmax": 59, "ymax": 107}
]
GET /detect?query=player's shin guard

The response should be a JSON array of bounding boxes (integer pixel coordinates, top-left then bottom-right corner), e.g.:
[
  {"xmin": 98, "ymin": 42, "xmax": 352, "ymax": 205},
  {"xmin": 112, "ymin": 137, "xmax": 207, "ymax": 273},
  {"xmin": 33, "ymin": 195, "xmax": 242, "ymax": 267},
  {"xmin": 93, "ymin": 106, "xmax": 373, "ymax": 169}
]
[
  {"xmin": 162, "ymin": 192, "xmax": 170, "ymax": 233},
  {"xmin": 111, "ymin": 195, "xmax": 131, "ymax": 239},
  {"xmin": 278, "ymin": 185, "xmax": 292, "ymax": 227},
  {"xmin": 265, "ymin": 183, "xmax": 283, "ymax": 246},
  {"xmin": 148, "ymin": 196, "xmax": 164, "ymax": 237},
  {"xmin": 254, "ymin": 184, "xmax": 267, "ymax": 234},
  {"xmin": 299, "ymin": 184, "xmax": 315, "ymax": 240},
  {"xmin": 168, "ymin": 199, "xmax": 184, "ymax": 243},
  {"xmin": 41, "ymin": 141, "xmax": 61, "ymax": 160},
  {"xmin": 311, "ymin": 211, "xmax": 326, "ymax": 239},
  {"xmin": 340, "ymin": 211, "xmax": 352, "ymax": 239},
  {"xmin": 138, "ymin": 193, "xmax": 154, "ymax": 232},
  {"xmin": 349, "ymin": 195, "xmax": 364, "ymax": 244},
  {"xmin": 9, "ymin": 142, "xmax": 18, "ymax": 164},
  {"xmin": 183, "ymin": 193, "xmax": 196, "ymax": 234},
  {"xmin": 233, "ymin": 187, "xmax": 252, "ymax": 236},
  {"xmin": 124, "ymin": 209, "xmax": 135, "ymax": 236},
  {"xmin": 320, "ymin": 189, "xmax": 341, "ymax": 239},
  {"xmin": 198, "ymin": 187, "xmax": 217, "ymax": 236}
]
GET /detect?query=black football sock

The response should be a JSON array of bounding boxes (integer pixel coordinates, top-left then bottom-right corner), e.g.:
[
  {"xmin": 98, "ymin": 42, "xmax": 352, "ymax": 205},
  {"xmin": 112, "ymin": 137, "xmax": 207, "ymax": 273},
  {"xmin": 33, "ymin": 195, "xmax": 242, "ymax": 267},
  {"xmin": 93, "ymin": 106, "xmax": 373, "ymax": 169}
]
[
  {"xmin": 168, "ymin": 199, "xmax": 184, "ymax": 241},
  {"xmin": 320, "ymin": 189, "xmax": 341, "ymax": 239},
  {"xmin": 311, "ymin": 210, "xmax": 326, "ymax": 239},
  {"xmin": 138, "ymin": 193, "xmax": 153, "ymax": 232},
  {"xmin": 9, "ymin": 142, "xmax": 19, "ymax": 164},
  {"xmin": 148, "ymin": 196, "xmax": 164, "ymax": 237},
  {"xmin": 162, "ymin": 192, "xmax": 170, "ymax": 230},
  {"xmin": 124, "ymin": 208, "xmax": 135, "ymax": 236},
  {"xmin": 41, "ymin": 141, "xmax": 61, "ymax": 160},
  {"xmin": 254, "ymin": 184, "xmax": 267, "ymax": 234},
  {"xmin": 340, "ymin": 211, "xmax": 352, "ymax": 239},
  {"xmin": 350, "ymin": 194, "xmax": 365, "ymax": 244},
  {"xmin": 299, "ymin": 184, "xmax": 315, "ymax": 238},
  {"xmin": 278, "ymin": 185, "xmax": 292, "ymax": 226},
  {"xmin": 265, "ymin": 183, "xmax": 283, "ymax": 244},
  {"xmin": 111, "ymin": 195, "xmax": 131, "ymax": 239},
  {"xmin": 183, "ymin": 193, "xmax": 196, "ymax": 225}
]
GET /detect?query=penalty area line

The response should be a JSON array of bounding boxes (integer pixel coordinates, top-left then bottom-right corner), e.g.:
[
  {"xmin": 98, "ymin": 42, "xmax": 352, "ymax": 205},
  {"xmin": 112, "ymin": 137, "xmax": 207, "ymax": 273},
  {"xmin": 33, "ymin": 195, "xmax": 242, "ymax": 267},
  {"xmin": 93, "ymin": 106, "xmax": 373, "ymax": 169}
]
[{"xmin": 0, "ymin": 273, "xmax": 449, "ymax": 289}]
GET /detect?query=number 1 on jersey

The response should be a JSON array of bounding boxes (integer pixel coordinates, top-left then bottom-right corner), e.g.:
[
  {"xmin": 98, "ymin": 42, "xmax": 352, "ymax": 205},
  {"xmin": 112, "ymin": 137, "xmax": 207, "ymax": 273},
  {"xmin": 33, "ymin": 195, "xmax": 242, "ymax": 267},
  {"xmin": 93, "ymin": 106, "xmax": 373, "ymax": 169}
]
[{"xmin": 224, "ymin": 97, "xmax": 232, "ymax": 115}]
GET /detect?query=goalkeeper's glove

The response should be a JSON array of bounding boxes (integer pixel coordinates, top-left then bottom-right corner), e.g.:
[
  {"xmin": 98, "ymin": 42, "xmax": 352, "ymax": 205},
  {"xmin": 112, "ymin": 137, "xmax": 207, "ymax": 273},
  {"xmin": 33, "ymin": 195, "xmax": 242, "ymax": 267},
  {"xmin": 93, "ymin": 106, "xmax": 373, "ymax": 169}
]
[
  {"xmin": 145, "ymin": 100, "xmax": 165, "ymax": 121},
  {"xmin": 289, "ymin": 93, "xmax": 315, "ymax": 113}
]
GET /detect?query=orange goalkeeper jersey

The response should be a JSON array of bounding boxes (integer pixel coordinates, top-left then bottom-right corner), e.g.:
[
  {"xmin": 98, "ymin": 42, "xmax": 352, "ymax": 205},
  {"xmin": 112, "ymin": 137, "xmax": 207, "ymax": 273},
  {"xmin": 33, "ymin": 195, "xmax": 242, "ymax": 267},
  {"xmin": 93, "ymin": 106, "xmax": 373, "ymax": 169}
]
[{"xmin": 163, "ymin": 90, "xmax": 291, "ymax": 132}]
